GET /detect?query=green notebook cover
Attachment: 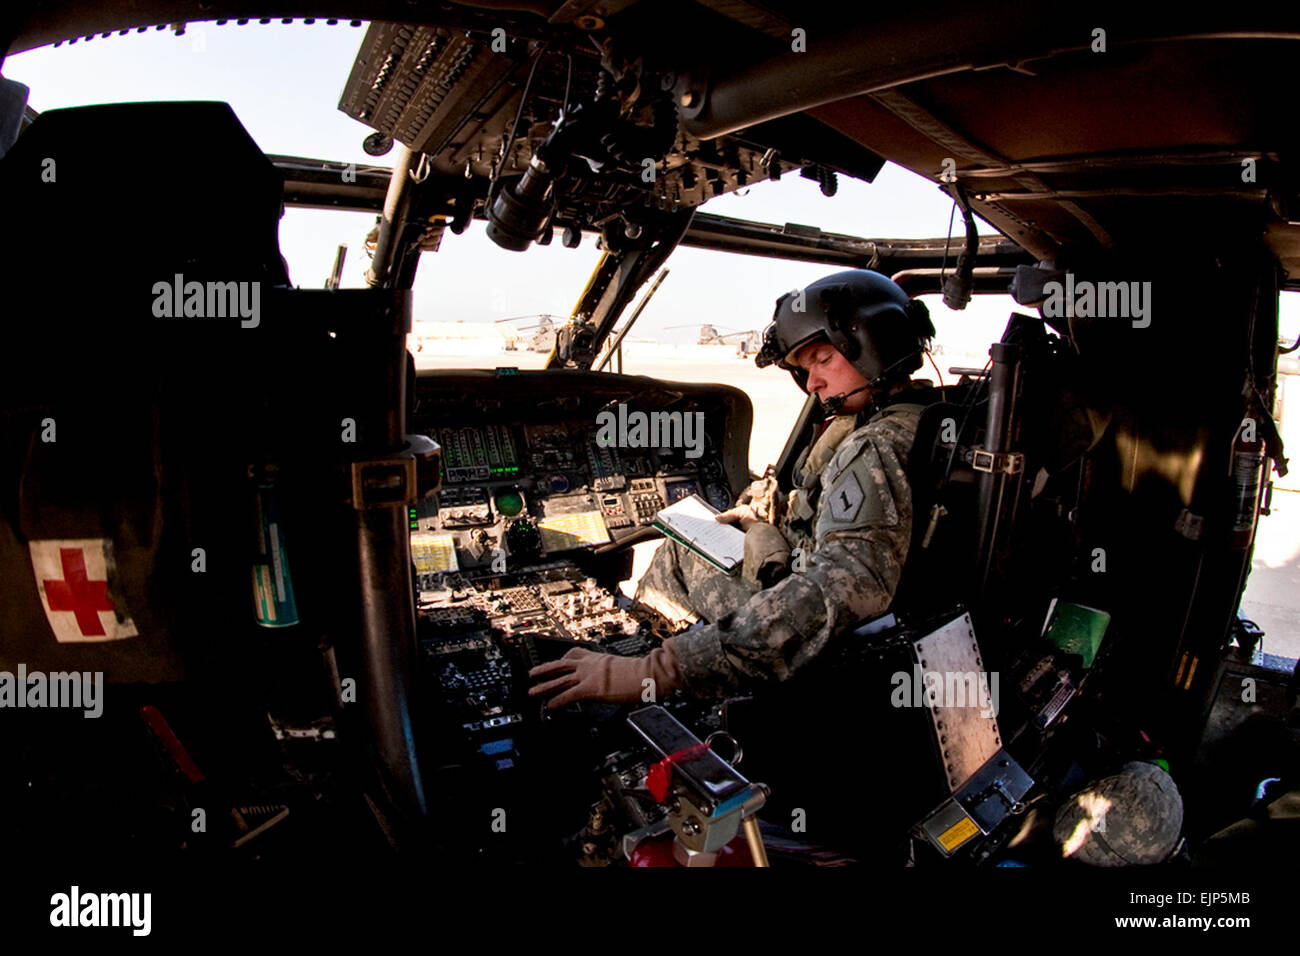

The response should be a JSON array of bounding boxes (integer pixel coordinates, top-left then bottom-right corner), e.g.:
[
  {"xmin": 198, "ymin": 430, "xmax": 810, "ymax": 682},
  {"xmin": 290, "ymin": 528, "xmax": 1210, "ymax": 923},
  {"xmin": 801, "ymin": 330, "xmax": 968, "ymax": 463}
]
[{"xmin": 1044, "ymin": 602, "xmax": 1110, "ymax": 668}]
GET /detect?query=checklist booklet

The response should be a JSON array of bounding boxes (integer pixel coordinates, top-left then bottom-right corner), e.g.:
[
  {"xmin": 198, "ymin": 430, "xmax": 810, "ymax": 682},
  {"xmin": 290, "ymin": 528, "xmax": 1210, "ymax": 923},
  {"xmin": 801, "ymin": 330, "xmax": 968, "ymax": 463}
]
[{"xmin": 653, "ymin": 494, "xmax": 745, "ymax": 575}]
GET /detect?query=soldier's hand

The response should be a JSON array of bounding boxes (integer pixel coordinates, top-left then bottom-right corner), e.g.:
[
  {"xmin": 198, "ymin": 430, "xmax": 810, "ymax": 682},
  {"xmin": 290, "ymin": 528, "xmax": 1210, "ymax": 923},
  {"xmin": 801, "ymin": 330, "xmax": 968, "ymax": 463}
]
[
  {"xmin": 528, "ymin": 646, "xmax": 683, "ymax": 708},
  {"xmin": 736, "ymin": 470, "xmax": 783, "ymax": 525},
  {"xmin": 715, "ymin": 504, "xmax": 760, "ymax": 531}
]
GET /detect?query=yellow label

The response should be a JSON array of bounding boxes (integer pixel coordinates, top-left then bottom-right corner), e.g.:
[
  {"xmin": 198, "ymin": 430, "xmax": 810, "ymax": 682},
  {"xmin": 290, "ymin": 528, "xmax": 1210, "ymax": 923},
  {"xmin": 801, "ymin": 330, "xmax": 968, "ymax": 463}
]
[
  {"xmin": 537, "ymin": 511, "xmax": 611, "ymax": 552},
  {"xmin": 410, "ymin": 532, "xmax": 459, "ymax": 573},
  {"xmin": 938, "ymin": 815, "xmax": 979, "ymax": 852}
]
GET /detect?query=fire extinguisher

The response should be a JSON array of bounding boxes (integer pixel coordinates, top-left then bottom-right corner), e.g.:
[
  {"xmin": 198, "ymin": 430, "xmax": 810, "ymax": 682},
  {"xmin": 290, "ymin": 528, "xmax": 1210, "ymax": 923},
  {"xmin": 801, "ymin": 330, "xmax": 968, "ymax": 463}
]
[{"xmin": 1230, "ymin": 415, "xmax": 1267, "ymax": 550}]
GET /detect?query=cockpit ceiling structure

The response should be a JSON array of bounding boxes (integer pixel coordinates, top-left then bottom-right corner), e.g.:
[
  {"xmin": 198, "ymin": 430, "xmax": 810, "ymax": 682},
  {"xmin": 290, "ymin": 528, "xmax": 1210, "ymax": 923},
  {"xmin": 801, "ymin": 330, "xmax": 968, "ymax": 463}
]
[{"xmin": 5, "ymin": 3, "xmax": 1299, "ymax": 284}]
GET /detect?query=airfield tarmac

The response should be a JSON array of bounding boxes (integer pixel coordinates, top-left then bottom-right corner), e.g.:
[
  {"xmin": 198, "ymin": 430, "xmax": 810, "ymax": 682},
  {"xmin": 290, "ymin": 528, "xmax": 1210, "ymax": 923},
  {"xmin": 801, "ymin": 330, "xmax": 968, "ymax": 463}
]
[{"xmin": 414, "ymin": 340, "xmax": 1300, "ymax": 658}]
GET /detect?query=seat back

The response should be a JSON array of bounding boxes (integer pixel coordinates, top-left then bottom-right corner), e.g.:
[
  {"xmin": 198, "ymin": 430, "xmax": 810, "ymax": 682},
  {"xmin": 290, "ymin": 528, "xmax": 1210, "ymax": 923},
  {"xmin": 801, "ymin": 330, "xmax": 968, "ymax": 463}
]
[
  {"xmin": 0, "ymin": 101, "xmax": 290, "ymax": 683},
  {"xmin": 888, "ymin": 383, "xmax": 986, "ymax": 621}
]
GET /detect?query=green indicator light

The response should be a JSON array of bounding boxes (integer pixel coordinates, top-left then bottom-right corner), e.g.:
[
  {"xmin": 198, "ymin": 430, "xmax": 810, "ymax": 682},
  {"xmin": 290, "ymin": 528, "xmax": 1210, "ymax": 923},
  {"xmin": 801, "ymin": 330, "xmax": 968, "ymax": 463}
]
[{"xmin": 495, "ymin": 491, "xmax": 524, "ymax": 517}]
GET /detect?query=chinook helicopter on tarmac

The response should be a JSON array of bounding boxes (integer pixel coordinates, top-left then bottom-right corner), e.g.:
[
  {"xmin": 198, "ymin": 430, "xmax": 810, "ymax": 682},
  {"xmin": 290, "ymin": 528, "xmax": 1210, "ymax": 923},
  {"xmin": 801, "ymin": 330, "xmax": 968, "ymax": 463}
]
[
  {"xmin": 496, "ymin": 314, "xmax": 563, "ymax": 353},
  {"xmin": 667, "ymin": 324, "xmax": 763, "ymax": 357},
  {"xmin": 1, "ymin": 0, "xmax": 1298, "ymax": 930}
]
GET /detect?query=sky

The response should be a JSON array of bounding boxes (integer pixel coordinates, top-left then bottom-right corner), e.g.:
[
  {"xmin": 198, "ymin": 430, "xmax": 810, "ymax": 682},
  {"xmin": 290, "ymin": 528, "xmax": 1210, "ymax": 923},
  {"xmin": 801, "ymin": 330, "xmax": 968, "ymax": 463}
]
[{"xmin": 4, "ymin": 19, "xmax": 1297, "ymax": 357}]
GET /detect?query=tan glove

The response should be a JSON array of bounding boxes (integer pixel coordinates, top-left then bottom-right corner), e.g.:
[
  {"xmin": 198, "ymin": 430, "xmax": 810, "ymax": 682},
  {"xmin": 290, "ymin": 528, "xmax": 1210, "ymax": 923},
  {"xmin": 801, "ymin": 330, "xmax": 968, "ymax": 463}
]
[
  {"xmin": 714, "ymin": 502, "xmax": 760, "ymax": 531},
  {"xmin": 528, "ymin": 645, "xmax": 684, "ymax": 708},
  {"xmin": 738, "ymin": 469, "xmax": 784, "ymax": 525}
]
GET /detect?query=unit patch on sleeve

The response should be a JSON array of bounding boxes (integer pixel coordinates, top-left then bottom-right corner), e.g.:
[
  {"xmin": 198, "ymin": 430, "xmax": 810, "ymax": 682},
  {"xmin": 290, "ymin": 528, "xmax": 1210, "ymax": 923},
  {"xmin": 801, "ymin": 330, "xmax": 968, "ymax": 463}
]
[{"xmin": 827, "ymin": 469, "xmax": 865, "ymax": 523}]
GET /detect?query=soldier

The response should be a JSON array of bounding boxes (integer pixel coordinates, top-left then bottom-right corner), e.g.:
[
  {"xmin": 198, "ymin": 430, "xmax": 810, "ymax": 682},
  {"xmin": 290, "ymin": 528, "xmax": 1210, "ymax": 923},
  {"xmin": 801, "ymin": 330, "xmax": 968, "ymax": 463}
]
[{"xmin": 529, "ymin": 270, "xmax": 937, "ymax": 706}]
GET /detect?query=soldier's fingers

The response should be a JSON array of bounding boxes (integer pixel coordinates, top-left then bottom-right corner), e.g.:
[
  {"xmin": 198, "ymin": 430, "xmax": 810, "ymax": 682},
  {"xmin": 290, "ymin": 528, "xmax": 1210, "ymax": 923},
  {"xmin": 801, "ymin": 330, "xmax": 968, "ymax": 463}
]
[
  {"xmin": 529, "ymin": 658, "xmax": 579, "ymax": 679},
  {"xmin": 529, "ymin": 672, "xmax": 581, "ymax": 697}
]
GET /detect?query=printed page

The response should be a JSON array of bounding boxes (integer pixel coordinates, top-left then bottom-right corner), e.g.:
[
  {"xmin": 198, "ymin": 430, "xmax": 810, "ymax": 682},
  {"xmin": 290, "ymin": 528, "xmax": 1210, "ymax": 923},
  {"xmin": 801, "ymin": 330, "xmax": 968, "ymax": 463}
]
[{"xmin": 656, "ymin": 494, "xmax": 745, "ymax": 569}]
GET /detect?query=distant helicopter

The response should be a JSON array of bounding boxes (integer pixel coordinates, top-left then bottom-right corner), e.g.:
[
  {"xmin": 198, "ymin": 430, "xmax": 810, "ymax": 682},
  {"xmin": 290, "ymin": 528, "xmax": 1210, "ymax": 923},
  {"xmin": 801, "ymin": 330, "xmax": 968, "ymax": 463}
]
[
  {"xmin": 495, "ymin": 314, "xmax": 566, "ymax": 353},
  {"xmin": 667, "ymin": 323, "xmax": 762, "ymax": 357}
]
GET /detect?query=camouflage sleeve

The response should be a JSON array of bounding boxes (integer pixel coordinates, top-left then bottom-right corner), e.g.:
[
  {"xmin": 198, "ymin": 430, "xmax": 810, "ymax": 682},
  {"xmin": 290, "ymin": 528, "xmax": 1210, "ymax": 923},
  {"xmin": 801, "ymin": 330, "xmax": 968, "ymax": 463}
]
[{"xmin": 667, "ymin": 411, "xmax": 917, "ymax": 699}]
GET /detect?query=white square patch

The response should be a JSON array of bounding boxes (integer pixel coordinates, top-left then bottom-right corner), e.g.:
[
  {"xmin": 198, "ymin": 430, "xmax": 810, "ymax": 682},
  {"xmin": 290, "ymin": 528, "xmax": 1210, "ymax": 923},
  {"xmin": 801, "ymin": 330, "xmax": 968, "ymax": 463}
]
[{"xmin": 28, "ymin": 539, "xmax": 139, "ymax": 643}]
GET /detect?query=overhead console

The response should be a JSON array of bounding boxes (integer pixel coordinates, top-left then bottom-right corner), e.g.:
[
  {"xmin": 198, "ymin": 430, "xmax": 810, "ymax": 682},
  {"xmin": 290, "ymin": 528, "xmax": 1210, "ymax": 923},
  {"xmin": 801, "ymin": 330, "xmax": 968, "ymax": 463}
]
[
  {"xmin": 408, "ymin": 369, "xmax": 752, "ymax": 583},
  {"xmin": 336, "ymin": 21, "xmax": 886, "ymax": 251}
]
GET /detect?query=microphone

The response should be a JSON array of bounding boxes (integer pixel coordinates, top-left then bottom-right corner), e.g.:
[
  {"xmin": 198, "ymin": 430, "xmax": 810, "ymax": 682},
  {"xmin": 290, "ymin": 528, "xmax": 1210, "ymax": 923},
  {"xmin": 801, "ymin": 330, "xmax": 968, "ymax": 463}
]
[{"xmin": 819, "ymin": 384, "xmax": 871, "ymax": 416}]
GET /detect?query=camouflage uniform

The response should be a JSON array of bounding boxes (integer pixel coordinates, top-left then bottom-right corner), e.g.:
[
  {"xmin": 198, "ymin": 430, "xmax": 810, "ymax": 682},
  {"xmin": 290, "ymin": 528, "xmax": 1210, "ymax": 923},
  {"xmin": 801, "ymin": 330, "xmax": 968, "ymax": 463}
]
[{"xmin": 635, "ymin": 383, "xmax": 931, "ymax": 699}]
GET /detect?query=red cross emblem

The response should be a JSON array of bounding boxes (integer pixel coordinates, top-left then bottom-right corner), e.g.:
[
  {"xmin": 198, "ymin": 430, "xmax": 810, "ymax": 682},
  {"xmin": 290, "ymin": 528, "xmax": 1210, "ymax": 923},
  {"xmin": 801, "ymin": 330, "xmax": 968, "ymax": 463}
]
[
  {"xmin": 44, "ymin": 548, "xmax": 115, "ymax": 636},
  {"xmin": 28, "ymin": 539, "xmax": 138, "ymax": 643}
]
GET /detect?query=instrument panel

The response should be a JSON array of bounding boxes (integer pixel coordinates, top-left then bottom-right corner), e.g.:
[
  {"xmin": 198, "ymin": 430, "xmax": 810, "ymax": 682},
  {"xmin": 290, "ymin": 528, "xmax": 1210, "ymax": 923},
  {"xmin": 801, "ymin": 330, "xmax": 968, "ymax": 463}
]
[
  {"xmin": 406, "ymin": 370, "xmax": 753, "ymax": 804},
  {"xmin": 408, "ymin": 369, "xmax": 753, "ymax": 581},
  {"xmin": 415, "ymin": 561, "xmax": 656, "ymax": 735}
]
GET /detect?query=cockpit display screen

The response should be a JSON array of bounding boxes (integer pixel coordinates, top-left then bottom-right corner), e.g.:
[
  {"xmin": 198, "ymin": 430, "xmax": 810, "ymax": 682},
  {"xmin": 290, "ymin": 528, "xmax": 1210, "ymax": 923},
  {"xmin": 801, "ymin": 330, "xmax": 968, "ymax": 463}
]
[{"xmin": 664, "ymin": 479, "xmax": 699, "ymax": 505}]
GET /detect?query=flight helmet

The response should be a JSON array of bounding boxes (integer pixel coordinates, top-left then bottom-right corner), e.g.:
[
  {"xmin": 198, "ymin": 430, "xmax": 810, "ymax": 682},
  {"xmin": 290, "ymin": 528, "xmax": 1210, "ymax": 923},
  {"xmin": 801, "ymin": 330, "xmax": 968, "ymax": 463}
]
[{"xmin": 755, "ymin": 270, "xmax": 935, "ymax": 393}]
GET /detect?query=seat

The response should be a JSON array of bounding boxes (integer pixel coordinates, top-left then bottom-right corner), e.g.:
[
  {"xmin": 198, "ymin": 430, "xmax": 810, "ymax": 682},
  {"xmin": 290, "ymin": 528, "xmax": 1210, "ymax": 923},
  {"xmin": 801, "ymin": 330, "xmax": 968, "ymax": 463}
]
[
  {"xmin": 888, "ymin": 383, "xmax": 986, "ymax": 621},
  {"xmin": 0, "ymin": 102, "xmax": 428, "ymax": 854},
  {"xmin": 0, "ymin": 101, "xmax": 291, "ymax": 684}
]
